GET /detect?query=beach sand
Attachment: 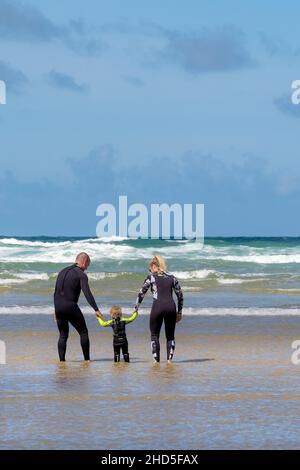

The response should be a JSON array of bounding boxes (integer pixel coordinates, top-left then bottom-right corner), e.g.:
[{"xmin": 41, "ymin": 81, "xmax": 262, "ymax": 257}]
[{"xmin": 1, "ymin": 314, "xmax": 300, "ymax": 450}]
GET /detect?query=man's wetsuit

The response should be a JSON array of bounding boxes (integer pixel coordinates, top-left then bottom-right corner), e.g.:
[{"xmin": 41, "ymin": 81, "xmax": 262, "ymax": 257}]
[
  {"xmin": 135, "ymin": 272, "xmax": 183, "ymax": 362},
  {"xmin": 98, "ymin": 311, "xmax": 137, "ymax": 362},
  {"xmin": 54, "ymin": 264, "xmax": 99, "ymax": 361}
]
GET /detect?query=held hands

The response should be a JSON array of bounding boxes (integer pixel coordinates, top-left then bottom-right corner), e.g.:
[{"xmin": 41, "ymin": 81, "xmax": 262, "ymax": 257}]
[{"xmin": 95, "ymin": 310, "xmax": 103, "ymax": 319}]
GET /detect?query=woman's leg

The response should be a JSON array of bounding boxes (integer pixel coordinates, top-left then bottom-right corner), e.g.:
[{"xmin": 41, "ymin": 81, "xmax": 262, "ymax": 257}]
[
  {"xmin": 149, "ymin": 309, "xmax": 164, "ymax": 362},
  {"xmin": 164, "ymin": 312, "xmax": 177, "ymax": 361}
]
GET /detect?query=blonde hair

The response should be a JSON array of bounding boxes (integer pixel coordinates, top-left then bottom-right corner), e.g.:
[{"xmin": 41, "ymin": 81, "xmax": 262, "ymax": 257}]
[
  {"xmin": 149, "ymin": 255, "xmax": 167, "ymax": 273},
  {"xmin": 110, "ymin": 305, "xmax": 122, "ymax": 319}
]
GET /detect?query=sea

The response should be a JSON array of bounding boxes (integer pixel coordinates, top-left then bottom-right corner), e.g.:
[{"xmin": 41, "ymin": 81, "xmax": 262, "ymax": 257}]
[{"xmin": 0, "ymin": 236, "xmax": 300, "ymax": 316}]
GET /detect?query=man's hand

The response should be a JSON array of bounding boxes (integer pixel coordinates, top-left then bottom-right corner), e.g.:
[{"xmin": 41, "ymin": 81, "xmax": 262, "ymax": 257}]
[
  {"xmin": 53, "ymin": 312, "xmax": 57, "ymax": 323},
  {"xmin": 95, "ymin": 310, "xmax": 103, "ymax": 319},
  {"xmin": 176, "ymin": 312, "xmax": 182, "ymax": 323}
]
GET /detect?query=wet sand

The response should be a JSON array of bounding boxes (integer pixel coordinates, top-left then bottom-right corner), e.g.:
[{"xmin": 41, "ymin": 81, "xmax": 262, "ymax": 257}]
[{"xmin": 1, "ymin": 314, "xmax": 300, "ymax": 449}]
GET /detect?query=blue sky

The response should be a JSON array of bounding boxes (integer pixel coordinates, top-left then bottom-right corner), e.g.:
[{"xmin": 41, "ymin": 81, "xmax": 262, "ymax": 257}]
[{"xmin": 0, "ymin": 0, "xmax": 300, "ymax": 236}]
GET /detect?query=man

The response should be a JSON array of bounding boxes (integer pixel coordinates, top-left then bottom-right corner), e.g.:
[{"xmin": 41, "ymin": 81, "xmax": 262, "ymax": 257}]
[{"xmin": 54, "ymin": 252, "xmax": 102, "ymax": 362}]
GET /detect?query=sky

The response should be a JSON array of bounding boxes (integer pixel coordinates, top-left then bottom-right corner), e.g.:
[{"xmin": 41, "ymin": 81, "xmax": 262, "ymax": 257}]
[{"xmin": 0, "ymin": 0, "xmax": 300, "ymax": 236}]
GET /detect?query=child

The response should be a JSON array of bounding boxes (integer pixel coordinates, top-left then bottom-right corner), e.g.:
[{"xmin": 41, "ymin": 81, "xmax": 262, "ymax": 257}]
[{"xmin": 97, "ymin": 305, "xmax": 138, "ymax": 362}]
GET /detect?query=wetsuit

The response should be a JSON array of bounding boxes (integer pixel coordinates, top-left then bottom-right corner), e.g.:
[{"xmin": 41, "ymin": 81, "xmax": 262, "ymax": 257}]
[
  {"xmin": 54, "ymin": 264, "xmax": 99, "ymax": 361},
  {"xmin": 98, "ymin": 311, "xmax": 137, "ymax": 362},
  {"xmin": 135, "ymin": 272, "xmax": 183, "ymax": 362}
]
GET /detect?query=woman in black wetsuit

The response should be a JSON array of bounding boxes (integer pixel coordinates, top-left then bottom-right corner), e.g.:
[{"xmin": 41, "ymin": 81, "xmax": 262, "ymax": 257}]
[{"xmin": 135, "ymin": 255, "xmax": 183, "ymax": 363}]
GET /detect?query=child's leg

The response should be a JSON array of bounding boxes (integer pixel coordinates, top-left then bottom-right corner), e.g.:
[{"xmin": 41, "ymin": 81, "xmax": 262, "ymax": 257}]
[
  {"xmin": 122, "ymin": 341, "xmax": 130, "ymax": 363},
  {"xmin": 114, "ymin": 344, "xmax": 121, "ymax": 362}
]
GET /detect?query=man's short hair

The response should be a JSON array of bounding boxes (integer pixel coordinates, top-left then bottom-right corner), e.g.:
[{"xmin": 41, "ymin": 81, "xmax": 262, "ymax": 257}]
[{"xmin": 76, "ymin": 252, "xmax": 91, "ymax": 265}]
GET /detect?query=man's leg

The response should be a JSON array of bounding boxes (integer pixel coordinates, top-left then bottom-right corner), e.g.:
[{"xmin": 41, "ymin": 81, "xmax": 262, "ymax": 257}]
[
  {"xmin": 57, "ymin": 319, "xmax": 69, "ymax": 362},
  {"xmin": 69, "ymin": 306, "xmax": 90, "ymax": 361}
]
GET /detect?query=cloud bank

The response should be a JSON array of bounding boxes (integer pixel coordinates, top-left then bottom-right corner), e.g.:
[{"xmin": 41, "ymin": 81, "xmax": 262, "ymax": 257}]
[
  {"xmin": 0, "ymin": 60, "xmax": 28, "ymax": 93},
  {"xmin": 1, "ymin": 146, "xmax": 299, "ymax": 236},
  {"xmin": 0, "ymin": 0, "xmax": 106, "ymax": 56},
  {"xmin": 157, "ymin": 26, "xmax": 255, "ymax": 73},
  {"xmin": 47, "ymin": 70, "xmax": 89, "ymax": 94}
]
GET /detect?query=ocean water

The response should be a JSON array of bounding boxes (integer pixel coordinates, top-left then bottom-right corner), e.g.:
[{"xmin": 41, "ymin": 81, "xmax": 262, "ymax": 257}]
[
  {"xmin": 0, "ymin": 236, "xmax": 300, "ymax": 315},
  {"xmin": 2, "ymin": 237, "xmax": 300, "ymax": 449}
]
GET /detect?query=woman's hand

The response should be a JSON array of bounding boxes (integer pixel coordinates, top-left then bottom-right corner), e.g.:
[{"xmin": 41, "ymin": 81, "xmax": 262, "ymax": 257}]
[{"xmin": 176, "ymin": 312, "xmax": 182, "ymax": 323}]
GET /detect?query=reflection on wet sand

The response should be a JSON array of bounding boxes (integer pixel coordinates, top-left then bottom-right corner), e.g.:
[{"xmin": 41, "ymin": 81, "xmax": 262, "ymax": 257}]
[{"xmin": 1, "ymin": 315, "xmax": 300, "ymax": 449}]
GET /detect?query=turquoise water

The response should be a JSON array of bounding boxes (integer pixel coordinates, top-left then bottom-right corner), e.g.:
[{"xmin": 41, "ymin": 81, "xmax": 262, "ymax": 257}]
[{"xmin": 1, "ymin": 236, "xmax": 300, "ymax": 314}]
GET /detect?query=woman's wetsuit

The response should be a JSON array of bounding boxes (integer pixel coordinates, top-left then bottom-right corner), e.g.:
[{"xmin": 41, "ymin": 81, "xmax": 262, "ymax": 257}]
[
  {"xmin": 135, "ymin": 272, "xmax": 183, "ymax": 362},
  {"xmin": 54, "ymin": 264, "xmax": 99, "ymax": 361}
]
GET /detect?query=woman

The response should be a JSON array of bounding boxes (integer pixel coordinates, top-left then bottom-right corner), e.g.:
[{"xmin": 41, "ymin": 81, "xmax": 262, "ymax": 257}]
[{"xmin": 135, "ymin": 255, "xmax": 183, "ymax": 363}]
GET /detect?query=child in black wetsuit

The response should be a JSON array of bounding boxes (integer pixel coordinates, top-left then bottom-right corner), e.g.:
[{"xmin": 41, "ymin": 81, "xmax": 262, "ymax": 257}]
[{"xmin": 97, "ymin": 305, "xmax": 138, "ymax": 362}]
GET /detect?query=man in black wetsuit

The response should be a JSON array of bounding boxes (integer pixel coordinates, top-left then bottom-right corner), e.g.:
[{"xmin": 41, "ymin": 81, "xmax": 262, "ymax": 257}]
[{"xmin": 54, "ymin": 252, "xmax": 102, "ymax": 362}]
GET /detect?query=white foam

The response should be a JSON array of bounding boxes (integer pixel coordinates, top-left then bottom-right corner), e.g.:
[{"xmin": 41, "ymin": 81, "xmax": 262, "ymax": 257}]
[
  {"xmin": 173, "ymin": 270, "xmax": 215, "ymax": 280},
  {"xmin": 217, "ymin": 278, "xmax": 245, "ymax": 285},
  {"xmin": 0, "ymin": 272, "xmax": 50, "ymax": 286},
  {"xmin": 15, "ymin": 272, "xmax": 49, "ymax": 281},
  {"xmin": 1, "ymin": 237, "xmax": 300, "ymax": 266},
  {"xmin": 0, "ymin": 279, "xmax": 26, "ymax": 286},
  {"xmin": 88, "ymin": 272, "xmax": 125, "ymax": 280},
  {"xmin": 208, "ymin": 254, "xmax": 300, "ymax": 264},
  {"xmin": 0, "ymin": 305, "xmax": 299, "ymax": 316}
]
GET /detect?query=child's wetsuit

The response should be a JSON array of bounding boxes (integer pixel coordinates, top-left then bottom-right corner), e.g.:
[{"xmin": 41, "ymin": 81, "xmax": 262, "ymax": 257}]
[{"xmin": 98, "ymin": 311, "xmax": 137, "ymax": 362}]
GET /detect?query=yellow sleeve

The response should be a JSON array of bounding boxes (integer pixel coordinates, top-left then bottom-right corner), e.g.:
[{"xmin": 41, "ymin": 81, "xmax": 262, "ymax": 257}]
[
  {"xmin": 121, "ymin": 311, "xmax": 138, "ymax": 324},
  {"xmin": 97, "ymin": 317, "xmax": 113, "ymax": 327}
]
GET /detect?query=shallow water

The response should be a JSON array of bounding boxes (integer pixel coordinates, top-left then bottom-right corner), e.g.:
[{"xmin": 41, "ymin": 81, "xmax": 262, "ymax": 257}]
[{"xmin": 1, "ymin": 315, "xmax": 300, "ymax": 449}]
